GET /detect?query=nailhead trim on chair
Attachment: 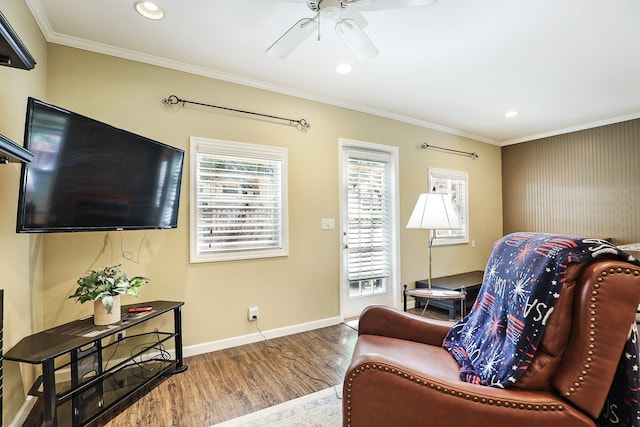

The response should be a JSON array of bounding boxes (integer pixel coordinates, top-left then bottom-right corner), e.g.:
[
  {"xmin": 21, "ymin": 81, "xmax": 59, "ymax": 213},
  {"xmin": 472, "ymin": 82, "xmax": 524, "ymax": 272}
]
[
  {"xmin": 344, "ymin": 363, "xmax": 565, "ymax": 427},
  {"xmin": 562, "ymin": 267, "xmax": 640, "ymax": 398}
]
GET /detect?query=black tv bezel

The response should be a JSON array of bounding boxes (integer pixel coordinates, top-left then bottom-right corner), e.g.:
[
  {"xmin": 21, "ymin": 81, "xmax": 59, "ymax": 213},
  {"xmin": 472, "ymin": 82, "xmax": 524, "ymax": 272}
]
[{"xmin": 16, "ymin": 98, "xmax": 184, "ymax": 233}]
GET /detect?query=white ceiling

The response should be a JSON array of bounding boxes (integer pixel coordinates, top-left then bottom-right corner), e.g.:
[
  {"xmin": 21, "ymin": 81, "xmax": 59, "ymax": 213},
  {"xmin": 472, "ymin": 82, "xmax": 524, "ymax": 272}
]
[{"xmin": 24, "ymin": 0, "xmax": 640, "ymax": 145}]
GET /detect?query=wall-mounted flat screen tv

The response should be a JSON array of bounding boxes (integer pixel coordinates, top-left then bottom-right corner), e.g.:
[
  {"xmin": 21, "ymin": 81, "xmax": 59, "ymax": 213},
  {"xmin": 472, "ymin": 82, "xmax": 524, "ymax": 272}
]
[{"xmin": 16, "ymin": 98, "xmax": 184, "ymax": 233}]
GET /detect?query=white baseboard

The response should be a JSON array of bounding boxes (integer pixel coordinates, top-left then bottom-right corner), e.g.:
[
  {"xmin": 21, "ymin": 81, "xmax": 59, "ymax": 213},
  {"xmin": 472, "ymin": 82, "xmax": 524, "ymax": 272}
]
[{"xmin": 183, "ymin": 315, "xmax": 343, "ymax": 357}]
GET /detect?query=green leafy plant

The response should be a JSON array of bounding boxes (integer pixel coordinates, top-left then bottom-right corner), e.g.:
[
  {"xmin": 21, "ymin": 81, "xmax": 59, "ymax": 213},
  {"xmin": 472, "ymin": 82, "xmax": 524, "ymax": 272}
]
[{"xmin": 69, "ymin": 265, "xmax": 149, "ymax": 314}]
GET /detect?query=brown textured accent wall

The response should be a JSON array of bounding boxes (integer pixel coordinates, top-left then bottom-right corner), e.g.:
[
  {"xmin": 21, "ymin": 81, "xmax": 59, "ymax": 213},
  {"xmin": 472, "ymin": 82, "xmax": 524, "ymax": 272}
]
[{"xmin": 502, "ymin": 119, "xmax": 640, "ymax": 245}]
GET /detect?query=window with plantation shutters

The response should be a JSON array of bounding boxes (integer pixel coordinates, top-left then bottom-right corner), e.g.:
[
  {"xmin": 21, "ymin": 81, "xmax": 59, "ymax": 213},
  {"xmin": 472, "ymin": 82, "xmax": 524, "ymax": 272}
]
[
  {"xmin": 190, "ymin": 137, "xmax": 288, "ymax": 263},
  {"xmin": 429, "ymin": 167, "xmax": 469, "ymax": 245},
  {"xmin": 345, "ymin": 154, "xmax": 391, "ymax": 292}
]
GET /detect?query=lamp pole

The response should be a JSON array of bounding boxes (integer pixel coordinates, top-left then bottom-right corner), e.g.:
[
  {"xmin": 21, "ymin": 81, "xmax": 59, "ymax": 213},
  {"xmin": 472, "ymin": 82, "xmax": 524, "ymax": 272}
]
[{"xmin": 428, "ymin": 230, "xmax": 435, "ymax": 289}]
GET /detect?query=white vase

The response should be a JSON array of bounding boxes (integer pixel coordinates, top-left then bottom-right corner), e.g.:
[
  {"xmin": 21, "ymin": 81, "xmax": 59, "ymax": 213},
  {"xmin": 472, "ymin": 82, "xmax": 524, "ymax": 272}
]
[{"xmin": 93, "ymin": 295, "xmax": 121, "ymax": 325}]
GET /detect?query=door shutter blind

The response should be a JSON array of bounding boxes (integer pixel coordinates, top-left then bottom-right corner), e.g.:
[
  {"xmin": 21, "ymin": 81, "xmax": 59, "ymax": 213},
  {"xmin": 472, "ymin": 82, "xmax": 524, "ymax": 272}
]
[
  {"xmin": 346, "ymin": 156, "xmax": 391, "ymax": 281},
  {"xmin": 196, "ymin": 152, "xmax": 282, "ymax": 254}
]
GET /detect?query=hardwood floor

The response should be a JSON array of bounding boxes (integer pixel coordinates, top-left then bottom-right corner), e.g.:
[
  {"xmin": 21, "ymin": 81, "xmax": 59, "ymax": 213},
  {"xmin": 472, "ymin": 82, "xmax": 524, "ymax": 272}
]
[
  {"xmin": 99, "ymin": 322, "xmax": 358, "ymax": 427},
  {"xmin": 90, "ymin": 306, "xmax": 448, "ymax": 427}
]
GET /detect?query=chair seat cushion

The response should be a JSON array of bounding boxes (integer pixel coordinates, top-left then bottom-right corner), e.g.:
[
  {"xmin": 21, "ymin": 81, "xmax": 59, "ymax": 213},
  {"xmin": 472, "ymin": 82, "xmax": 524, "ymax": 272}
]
[{"xmin": 352, "ymin": 334, "xmax": 461, "ymax": 382}]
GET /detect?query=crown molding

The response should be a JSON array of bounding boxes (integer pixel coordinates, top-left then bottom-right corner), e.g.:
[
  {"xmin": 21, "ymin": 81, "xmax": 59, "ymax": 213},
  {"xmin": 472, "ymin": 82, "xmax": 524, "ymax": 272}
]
[{"xmin": 500, "ymin": 112, "xmax": 640, "ymax": 146}]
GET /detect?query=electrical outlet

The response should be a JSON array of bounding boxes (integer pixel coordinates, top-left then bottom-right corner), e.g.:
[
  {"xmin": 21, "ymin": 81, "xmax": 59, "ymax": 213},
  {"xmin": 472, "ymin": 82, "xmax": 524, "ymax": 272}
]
[{"xmin": 248, "ymin": 306, "xmax": 259, "ymax": 321}]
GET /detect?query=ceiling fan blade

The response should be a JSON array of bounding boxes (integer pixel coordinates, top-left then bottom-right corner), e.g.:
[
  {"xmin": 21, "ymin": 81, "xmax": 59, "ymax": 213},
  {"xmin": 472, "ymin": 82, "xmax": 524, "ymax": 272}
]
[
  {"xmin": 341, "ymin": 5, "xmax": 368, "ymax": 28},
  {"xmin": 266, "ymin": 18, "xmax": 316, "ymax": 59},
  {"xmin": 335, "ymin": 19, "xmax": 378, "ymax": 62},
  {"xmin": 354, "ymin": 0, "xmax": 437, "ymax": 12}
]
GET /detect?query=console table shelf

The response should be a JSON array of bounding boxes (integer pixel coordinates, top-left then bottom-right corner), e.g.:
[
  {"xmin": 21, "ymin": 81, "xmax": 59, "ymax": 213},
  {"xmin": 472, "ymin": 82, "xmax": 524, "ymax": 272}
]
[
  {"xmin": 413, "ymin": 271, "xmax": 484, "ymax": 320},
  {"xmin": 4, "ymin": 300, "xmax": 186, "ymax": 427}
]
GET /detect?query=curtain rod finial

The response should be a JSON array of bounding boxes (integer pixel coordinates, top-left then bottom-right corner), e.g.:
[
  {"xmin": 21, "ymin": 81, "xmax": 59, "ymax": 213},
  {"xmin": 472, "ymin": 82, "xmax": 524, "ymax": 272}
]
[{"xmin": 162, "ymin": 95, "xmax": 180, "ymax": 106}]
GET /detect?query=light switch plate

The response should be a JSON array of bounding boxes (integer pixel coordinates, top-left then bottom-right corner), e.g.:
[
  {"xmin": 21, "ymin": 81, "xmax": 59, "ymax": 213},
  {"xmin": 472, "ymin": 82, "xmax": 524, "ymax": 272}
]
[{"xmin": 321, "ymin": 218, "xmax": 335, "ymax": 230}]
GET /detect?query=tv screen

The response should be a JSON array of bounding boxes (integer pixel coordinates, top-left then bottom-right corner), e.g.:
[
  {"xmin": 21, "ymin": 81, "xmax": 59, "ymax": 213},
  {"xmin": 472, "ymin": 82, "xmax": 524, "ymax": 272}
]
[{"xmin": 16, "ymin": 98, "xmax": 184, "ymax": 233}]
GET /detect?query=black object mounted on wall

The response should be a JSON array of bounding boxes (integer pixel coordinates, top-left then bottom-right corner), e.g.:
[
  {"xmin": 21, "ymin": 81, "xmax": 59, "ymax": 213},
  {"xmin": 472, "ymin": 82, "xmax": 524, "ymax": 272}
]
[
  {"xmin": 16, "ymin": 98, "xmax": 184, "ymax": 233},
  {"xmin": 0, "ymin": 133, "xmax": 33, "ymax": 164},
  {"xmin": 0, "ymin": 11, "xmax": 36, "ymax": 164},
  {"xmin": 0, "ymin": 10, "xmax": 36, "ymax": 70}
]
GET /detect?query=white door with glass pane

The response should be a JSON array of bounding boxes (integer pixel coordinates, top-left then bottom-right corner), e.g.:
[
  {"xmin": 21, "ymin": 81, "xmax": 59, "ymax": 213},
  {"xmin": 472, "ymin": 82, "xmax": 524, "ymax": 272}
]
[{"xmin": 340, "ymin": 140, "xmax": 399, "ymax": 319}]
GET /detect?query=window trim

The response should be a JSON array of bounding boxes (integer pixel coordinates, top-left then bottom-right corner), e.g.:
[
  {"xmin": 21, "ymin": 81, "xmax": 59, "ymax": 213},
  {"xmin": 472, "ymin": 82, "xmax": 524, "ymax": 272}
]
[
  {"xmin": 189, "ymin": 136, "xmax": 289, "ymax": 263},
  {"xmin": 429, "ymin": 167, "xmax": 469, "ymax": 246}
]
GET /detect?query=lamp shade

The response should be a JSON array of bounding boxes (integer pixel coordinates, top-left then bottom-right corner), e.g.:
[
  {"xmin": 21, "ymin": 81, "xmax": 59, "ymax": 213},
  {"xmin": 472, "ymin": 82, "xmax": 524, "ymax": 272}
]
[{"xmin": 406, "ymin": 193, "xmax": 461, "ymax": 230}]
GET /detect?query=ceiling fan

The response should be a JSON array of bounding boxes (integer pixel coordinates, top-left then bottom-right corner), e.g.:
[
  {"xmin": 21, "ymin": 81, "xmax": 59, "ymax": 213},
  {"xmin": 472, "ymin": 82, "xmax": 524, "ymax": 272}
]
[{"xmin": 267, "ymin": 0, "xmax": 438, "ymax": 62}]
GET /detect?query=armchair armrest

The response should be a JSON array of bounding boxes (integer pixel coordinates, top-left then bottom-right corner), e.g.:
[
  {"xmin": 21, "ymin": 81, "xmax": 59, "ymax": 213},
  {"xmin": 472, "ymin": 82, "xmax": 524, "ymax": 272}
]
[{"xmin": 357, "ymin": 305, "xmax": 453, "ymax": 346}]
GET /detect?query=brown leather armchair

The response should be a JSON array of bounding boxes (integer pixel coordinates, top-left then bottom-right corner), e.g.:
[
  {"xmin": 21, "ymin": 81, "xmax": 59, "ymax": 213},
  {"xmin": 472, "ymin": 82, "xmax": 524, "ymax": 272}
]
[{"xmin": 343, "ymin": 260, "xmax": 640, "ymax": 426}]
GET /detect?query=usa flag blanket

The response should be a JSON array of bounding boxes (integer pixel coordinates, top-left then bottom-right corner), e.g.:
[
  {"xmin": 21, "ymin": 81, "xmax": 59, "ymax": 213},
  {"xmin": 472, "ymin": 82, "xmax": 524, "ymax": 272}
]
[{"xmin": 443, "ymin": 232, "xmax": 640, "ymax": 426}]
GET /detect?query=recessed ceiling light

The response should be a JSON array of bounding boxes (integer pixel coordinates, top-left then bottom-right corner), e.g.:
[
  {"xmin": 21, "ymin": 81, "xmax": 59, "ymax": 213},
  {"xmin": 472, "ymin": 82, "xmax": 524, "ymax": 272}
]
[
  {"xmin": 134, "ymin": 1, "xmax": 165, "ymax": 20},
  {"xmin": 336, "ymin": 63, "xmax": 352, "ymax": 74},
  {"xmin": 505, "ymin": 110, "xmax": 519, "ymax": 118}
]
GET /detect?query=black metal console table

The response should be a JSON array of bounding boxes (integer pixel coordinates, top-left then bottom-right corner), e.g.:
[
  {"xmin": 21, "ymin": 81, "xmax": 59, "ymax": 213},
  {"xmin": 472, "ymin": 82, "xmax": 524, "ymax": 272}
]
[{"xmin": 4, "ymin": 300, "xmax": 186, "ymax": 427}]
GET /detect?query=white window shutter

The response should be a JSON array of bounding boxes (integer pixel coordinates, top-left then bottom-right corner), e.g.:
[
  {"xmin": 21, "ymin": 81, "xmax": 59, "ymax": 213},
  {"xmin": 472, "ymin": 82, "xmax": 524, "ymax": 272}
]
[
  {"xmin": 346, "ymin": 157, "xmax": 391, "ymax": 281},
  {"xmin": 190, "ymin": 137, "xmax": 288, "ymax": 263}
]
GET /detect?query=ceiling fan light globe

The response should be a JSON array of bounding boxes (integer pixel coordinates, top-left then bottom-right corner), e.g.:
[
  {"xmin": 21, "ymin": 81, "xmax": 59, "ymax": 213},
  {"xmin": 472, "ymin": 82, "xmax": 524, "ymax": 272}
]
[{"xmin": 320, "ymin": 6, "xmax": 342, "ymax": 21}]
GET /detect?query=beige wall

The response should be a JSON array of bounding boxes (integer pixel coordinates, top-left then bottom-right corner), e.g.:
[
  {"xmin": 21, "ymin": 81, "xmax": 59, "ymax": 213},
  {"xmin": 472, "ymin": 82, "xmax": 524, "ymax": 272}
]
[
  {"xmin": 0, "ymin": 2, "xmax": 47, "ymax": 424},
  {"xmin": 0, "ymin": 5, "xmax": 502, "ymax": 422},
  {"xmin": 502, "ymin": 119, "xmax": 640, "ymax": 245},
  {"xmin": 40, "ymin": 44, "xmax": 502, "ymax": 345}
]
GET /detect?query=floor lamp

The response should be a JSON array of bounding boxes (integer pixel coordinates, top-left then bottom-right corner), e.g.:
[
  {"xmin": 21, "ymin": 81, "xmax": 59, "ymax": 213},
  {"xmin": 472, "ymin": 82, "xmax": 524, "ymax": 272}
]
[{"xmin": 406, "ymin": 192, "xmax": 461, "ymax": 289}]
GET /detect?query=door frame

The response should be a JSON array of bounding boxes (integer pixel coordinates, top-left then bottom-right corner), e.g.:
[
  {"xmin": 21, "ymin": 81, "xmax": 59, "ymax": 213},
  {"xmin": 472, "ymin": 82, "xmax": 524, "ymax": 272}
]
[{"xmin": 338, "ymin": 138, "xmax": 401, "ymax": 319}]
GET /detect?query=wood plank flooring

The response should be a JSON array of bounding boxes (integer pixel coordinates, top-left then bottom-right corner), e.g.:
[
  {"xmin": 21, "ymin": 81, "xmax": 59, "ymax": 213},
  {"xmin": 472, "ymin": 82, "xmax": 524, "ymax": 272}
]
[
  {"xmin": 98, "ymin": 322, "xmax": 359, "ymax": 427},
  {"xmin": 90, "ymin": 306, "xmax": 446, "ymax": 427}
]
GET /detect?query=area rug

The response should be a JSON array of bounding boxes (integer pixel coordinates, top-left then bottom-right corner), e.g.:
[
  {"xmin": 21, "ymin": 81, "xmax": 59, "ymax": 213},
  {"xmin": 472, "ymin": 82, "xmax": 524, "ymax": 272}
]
[{"xmin": 213, "ymin": 386, "xmax": 342, "ymax": 426}]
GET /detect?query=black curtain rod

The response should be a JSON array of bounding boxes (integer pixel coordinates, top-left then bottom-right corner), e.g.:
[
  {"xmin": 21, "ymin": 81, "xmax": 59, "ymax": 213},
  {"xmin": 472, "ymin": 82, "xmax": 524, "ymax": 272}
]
[
  {"xmin": 162, "ymin": 95, "xmax": 311, "ymax": 132},
  {"xmin": 419, "ymin": 143, "xmax": 478, "ymax": 160}
]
